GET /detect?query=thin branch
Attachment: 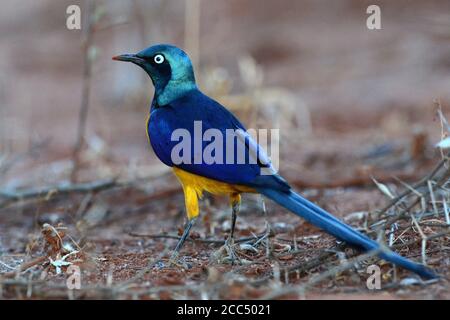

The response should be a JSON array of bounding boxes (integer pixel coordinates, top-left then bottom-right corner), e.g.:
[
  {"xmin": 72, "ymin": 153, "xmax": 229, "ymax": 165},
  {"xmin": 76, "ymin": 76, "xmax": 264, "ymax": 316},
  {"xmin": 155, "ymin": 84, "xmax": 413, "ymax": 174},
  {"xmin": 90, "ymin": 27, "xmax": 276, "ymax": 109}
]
[
  {"xmin": 1, "ymin": 256, "xmax": 47, "ymax": 279},
  {"xmin": 127, "ymin": 231, "xmax": 268, "ymax": 245},
  {"xmin": 259, "ymin": 248, "xmax": 381, "ymax": 299},
  {"xmin": 377, "ymin": 154, "xmax": 449, "ymax": 215},
  {"xmin": 0, "ymin": 179, "xmax": 116, "ymax": 202},
  {"xmin": 71, "ymin": 0, "xmax": 96, "ymax": 182}
]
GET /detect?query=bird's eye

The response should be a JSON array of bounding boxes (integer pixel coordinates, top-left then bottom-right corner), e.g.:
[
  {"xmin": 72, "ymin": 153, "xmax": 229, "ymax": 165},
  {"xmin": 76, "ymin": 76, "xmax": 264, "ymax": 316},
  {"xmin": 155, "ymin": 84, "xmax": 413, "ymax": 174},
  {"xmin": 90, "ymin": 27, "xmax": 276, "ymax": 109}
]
[{"xmin": 154, "ymin": 54, "xmax": 165, "ymax": 64}]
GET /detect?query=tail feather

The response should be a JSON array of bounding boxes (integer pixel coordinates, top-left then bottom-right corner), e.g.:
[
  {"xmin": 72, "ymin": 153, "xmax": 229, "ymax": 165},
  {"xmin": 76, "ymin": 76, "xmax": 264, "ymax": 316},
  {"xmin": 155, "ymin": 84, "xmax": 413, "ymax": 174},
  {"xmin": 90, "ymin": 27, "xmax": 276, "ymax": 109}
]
[{"xmin": 257, "ymin": 188, "xmax": 438, "ymax": 279}]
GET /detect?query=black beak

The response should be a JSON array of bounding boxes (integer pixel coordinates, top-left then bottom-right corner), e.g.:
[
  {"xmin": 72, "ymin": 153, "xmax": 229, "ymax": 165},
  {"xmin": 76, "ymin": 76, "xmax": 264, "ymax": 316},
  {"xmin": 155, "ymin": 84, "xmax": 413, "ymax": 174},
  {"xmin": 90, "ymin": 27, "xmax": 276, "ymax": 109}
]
[{"xmin": 112, "ymin": 53, "xmax": 144, "ymax": 64}]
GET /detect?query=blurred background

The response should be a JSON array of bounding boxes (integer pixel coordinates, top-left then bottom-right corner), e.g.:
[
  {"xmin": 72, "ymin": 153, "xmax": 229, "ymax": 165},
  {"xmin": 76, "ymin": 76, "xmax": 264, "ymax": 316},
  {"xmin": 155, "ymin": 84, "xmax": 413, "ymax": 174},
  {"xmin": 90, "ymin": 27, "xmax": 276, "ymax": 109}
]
[
  {"xmin": 1, "ymin": 0, "xmax": 450, "ymax": 189},
  {"xmin": 1, "ymin": 0, "xmax": 450, "ymax": 299}
]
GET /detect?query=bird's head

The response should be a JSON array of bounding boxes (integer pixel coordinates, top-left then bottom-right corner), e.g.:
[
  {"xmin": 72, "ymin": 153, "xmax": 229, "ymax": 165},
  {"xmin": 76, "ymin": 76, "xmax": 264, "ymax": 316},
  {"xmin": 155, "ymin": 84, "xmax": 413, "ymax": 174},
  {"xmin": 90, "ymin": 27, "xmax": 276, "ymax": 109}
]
[{"xmin": 113, "ymin": 44, "xmax": 197, "ymax": 105}]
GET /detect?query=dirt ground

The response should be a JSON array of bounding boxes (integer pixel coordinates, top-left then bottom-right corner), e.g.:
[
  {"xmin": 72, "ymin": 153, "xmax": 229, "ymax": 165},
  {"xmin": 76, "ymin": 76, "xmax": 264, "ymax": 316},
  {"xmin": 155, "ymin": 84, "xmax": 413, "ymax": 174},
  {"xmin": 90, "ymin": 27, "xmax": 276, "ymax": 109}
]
[{"xmin": 0, "ymin": 0, "xmax": 449, "ymax": 299}]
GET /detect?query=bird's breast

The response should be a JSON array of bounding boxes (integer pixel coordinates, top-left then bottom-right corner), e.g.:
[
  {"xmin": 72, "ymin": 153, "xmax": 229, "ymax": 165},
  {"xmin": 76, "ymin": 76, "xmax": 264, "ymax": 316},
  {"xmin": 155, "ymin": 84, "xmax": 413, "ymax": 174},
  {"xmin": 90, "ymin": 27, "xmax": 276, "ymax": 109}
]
[{"xmin": 147, "ymin": 110, "xmax": 176, "ymax": 167}]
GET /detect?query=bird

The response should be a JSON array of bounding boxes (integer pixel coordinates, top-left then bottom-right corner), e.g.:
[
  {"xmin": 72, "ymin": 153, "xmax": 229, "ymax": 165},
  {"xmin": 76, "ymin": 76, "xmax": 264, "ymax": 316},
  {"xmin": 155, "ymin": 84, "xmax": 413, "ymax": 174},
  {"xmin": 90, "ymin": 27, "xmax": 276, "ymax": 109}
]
[{"xmin": 113, "ymin": 44, "xmax": 437, "ymax": 279}]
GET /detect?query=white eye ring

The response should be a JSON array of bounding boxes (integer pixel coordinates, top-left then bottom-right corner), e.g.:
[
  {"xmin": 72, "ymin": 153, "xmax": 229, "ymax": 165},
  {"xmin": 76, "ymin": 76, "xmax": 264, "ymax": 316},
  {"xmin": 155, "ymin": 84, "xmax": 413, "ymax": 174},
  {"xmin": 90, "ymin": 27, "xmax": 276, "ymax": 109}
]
[{"xmin": 154, "ymin": 54, "xmax": 165, "ymax": 64}]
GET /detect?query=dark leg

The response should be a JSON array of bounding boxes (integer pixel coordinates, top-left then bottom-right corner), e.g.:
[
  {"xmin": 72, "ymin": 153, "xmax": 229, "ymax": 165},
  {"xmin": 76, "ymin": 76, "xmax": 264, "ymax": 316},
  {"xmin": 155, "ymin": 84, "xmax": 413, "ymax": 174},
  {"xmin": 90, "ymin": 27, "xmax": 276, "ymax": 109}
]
[
  {"xmin": 210, "ymin": 194, "xmax": 242, "ymax": 265},
  {"xmin": 225, "ymin": 197, "xmax": 240, "ymax": 265},
  {"xmin": 170, "ymin": 218, "xmax": 196, "ymax": 262},
  {"xmin": 230, "ymin": 200, "xmax": 238, "ymax": 240},
  {"xmin": 224, "ymin": 194, "xmax": 241, "ymax": 264}
]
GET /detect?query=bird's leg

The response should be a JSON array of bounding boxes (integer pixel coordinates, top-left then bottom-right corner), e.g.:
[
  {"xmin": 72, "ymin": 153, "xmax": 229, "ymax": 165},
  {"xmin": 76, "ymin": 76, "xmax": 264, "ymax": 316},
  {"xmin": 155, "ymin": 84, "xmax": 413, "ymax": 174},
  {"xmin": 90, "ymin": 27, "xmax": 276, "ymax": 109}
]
[
  {"xmin": 168, "ymin": 185, "xmax": 199, "ymax": 267},
  {"xmin": 261, "ymin": 196, "xmax": 273, "ymax": 258},
  {"xmin": 211, "ymin": 194, "xmax": 241, "ymax": 265},
  {"xmin": 230, "ymin": 198, "xmax": 238, "ymax": 241},
  {"xmin": 225, "ymin": 198, "xmax": 240, "ymax": 265},
  {"xmin": 169, "ymin": 218, "xmax": 196, "ymax": 265}
]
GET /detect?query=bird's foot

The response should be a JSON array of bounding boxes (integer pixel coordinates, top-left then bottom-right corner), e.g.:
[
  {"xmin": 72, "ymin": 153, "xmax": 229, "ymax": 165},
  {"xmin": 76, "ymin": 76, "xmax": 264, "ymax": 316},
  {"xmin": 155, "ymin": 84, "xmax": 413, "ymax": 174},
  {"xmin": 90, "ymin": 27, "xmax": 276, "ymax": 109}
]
[
  {"xmin": 165, "ymin": 251, "xmax": 191, "ymax": 269},
  {"xmin": 168, "ymin": 251, "xmax": 180, "ymax": 266},
  {"xmin": 210, "ymin": 237, "xmax": 241, "ymax": 265}
]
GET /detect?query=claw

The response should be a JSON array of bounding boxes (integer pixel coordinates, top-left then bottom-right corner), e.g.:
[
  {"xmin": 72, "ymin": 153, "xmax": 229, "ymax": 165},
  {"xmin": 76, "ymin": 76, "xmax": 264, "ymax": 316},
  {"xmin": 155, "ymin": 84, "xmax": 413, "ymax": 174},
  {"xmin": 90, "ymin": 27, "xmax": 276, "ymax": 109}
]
[
  {"xmin": 210, "ymin": 237, "xmax": 241, "ymax": 265},
  {"xmin": 167, "ymin": 252, "xmax": 192, "ymax": 269},
  {"xmin": 169, "ymin": 251, "xmax": 179, "ymax": 265}
]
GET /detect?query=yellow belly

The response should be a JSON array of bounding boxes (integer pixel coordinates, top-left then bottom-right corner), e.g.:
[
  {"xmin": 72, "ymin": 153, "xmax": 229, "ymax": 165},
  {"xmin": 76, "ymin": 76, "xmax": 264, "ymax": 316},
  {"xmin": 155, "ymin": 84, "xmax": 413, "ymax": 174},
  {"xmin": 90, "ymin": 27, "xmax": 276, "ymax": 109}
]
[
  {"xmin": 173, "ymin": 167, "xmax": 255, "ymax": 197},
  {"xmin": 172, "ymin": 167, "xmax": 255, "ymax": 219}
]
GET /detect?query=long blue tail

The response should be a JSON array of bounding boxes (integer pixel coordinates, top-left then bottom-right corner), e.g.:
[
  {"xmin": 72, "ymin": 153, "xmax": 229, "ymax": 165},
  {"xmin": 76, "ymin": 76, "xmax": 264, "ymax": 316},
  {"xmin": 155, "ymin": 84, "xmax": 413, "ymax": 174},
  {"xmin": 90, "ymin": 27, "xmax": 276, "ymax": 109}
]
[{"xmin": 257, "ymin": 188, "xmax": 438, "ymax": 279}]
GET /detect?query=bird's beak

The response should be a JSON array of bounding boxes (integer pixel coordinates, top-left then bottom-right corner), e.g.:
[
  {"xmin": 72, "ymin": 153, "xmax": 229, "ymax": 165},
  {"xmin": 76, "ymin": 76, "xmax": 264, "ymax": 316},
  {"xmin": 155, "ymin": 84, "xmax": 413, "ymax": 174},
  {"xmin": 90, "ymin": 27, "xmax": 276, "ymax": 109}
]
[{"xmin": 112, "ymin": 53, "xmax": 144, "ymax": 64}]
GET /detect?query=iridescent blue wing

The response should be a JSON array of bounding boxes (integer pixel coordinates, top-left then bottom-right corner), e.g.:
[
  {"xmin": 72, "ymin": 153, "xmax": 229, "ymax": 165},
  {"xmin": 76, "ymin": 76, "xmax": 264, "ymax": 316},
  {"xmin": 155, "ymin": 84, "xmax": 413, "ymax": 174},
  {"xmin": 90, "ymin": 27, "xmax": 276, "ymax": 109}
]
[{"xmin": 148, "ymin": 89, "xmax": 289, "ymax": 191}]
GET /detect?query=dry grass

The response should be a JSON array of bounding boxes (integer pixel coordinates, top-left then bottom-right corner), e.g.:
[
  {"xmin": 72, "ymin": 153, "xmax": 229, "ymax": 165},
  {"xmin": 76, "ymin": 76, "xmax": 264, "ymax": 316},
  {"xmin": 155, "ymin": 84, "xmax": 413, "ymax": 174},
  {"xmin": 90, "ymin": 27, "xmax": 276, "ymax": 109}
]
[{"xmin": 0, "ymin": 137, "xmax": 449, "ymax": 299}]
